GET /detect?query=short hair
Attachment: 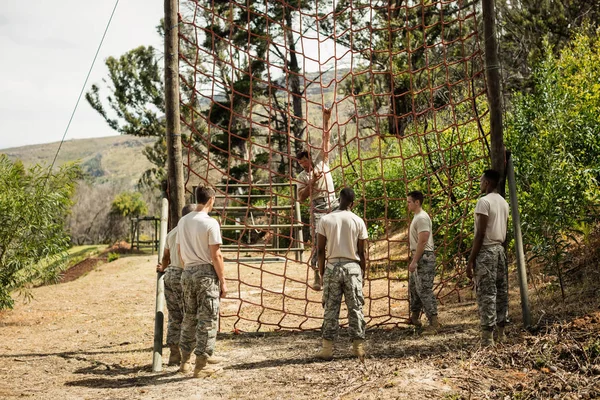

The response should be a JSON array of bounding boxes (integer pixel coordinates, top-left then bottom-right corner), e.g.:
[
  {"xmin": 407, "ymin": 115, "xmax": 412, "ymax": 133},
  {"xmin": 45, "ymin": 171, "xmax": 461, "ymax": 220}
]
[
  {"xmin": 483, "ymin": 169, "xmax": 500, "ymax": 188},
  {"xmin": 295, "ymin": 150, "xmax": 310, "ymax": 160},
  {"xmin": 182, "ymin": 204, "xmax": 196, "ymax": 217},
  {"xmin": 339, "ymin": 187, "xmax": 356, "ymax": 204},
  {"xmin": 407, "ymin": 190, "xmax": 424, "ymax": 205},
  {"xmin": 195, "ymin": 186, "xmax": 215, "ymax": 205}
]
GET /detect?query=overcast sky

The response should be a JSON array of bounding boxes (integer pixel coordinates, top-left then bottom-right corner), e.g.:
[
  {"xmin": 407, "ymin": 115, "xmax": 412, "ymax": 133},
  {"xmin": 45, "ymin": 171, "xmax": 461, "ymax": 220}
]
[
  {"xmin": 0, "ymin": 1, "xmax": 350, "ymax": 151},
  {"xmin": 0, "ymin": 0, "xmax": 163, "ymax": 150}
]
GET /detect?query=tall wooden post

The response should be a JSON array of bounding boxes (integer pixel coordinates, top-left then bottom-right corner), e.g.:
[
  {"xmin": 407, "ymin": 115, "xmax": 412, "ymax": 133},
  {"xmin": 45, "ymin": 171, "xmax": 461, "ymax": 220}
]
[
  {"xmin": 152, "ymin": 198, "xmax": 169, "ymax": 372},
  {"xmin": 165, "ymin": 0, "xmax": 184, "ymax": 228},
  {"xmin": 482, "ymin": 0, "xmax": 505, "ymax": 194}
]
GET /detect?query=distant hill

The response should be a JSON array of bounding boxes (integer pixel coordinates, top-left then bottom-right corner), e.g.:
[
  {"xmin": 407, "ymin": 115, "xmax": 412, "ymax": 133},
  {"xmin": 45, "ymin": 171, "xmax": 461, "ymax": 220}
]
[{"xmin": 1, "ymin": 135, "xmax": 155, "ymax": 186}]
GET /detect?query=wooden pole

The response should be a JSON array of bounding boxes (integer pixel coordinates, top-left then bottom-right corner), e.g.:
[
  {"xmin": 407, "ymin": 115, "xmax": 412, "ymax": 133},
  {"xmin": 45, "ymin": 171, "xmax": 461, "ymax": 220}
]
[
  {"xmin": 506, "ymin": 153, "xmax": 532, "ymax": 328},
  {"xmin": 152, "ymin": 198, "xmax": 169, "ymax": 372},
  {"xmin": 482, "ymin": 0, "xmax": 506, "ymax": 195},
  {"xmin": 165, "ymin": 0, "xmax": 184, "ymax": 228}
]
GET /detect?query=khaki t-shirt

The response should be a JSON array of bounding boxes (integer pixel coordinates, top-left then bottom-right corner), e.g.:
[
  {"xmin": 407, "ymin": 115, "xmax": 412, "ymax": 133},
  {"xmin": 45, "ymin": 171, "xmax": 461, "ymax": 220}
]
[
  {"xmin": 316, "ymin": 209, "xmax": 368, "ymax": 261},
  {"xmin": 409, "ymin": 210, "xmax": 434, "ymax": 252},
  {"xmin": 297, "ymin": 152, "xmax": 336, "ymax": 203},
  {"xmin": 176, "ymin": 211, "xmax": 223, "ymax": 267},
  {"xmin": 474, "ymin": 192, "xmax": 509, "ymax": 246},
  {"xmin": 164, "ymin": 227, "xmax": 183, "ymax": 268}
]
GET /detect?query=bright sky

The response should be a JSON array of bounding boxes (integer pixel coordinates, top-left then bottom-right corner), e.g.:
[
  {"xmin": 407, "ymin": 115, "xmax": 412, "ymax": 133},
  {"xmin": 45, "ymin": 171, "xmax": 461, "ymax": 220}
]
[
  {"xmin": 0, "ymin": 0, "xmax": 164, "ymax": 150},
  {"xmin": 0, "ymin": 0, "xmax": 351, "ymax": 150}
]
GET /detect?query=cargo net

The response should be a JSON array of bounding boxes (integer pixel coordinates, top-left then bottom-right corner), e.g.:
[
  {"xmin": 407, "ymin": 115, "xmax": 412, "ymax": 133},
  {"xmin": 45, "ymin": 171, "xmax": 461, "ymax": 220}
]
[{"xmin": 177, "ymin": 0, "xmax": 490, "ymax": 332}]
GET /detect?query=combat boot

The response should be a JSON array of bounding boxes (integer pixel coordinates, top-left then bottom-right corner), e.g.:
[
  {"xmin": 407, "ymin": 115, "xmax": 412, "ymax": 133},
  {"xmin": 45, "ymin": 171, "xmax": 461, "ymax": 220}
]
[
  {"xmin": 313, "ymin": 269, "xmax": 322, "ymax": 291},
  {"xmin": 316, "ymin": 339, "xmax": 333, "ymax": 361},
  {"xmin": 179, "ymin": 350, "xmax": 192, "ymax": 373},
  {"xmin": 352, "ymin": 339, "xmax": 366, "ymax": 359},
  {"xmin": 168, "ymin": 344, "xmax": 181, "ymax": 366},
  {"xmin": 422, "ymin": 315, "xmax": 440, "ymax": 336},
  {"xmin": 409, "ymin": 311, "xmax": 422, "ymax": 327},
  {"xmin": 496, "ymin": 325, "xmax": 506, "ymax": 344},
  {"xmin": 481, "ymin": 329, "xmax": 494, "ymax": 347},
  {"xmin": 207, "ymin": 355, "xmax": 226, "ymax": 364},
  {"xmin": 193, "ymin": 356, "xmax": 223, "ymax": 378}
]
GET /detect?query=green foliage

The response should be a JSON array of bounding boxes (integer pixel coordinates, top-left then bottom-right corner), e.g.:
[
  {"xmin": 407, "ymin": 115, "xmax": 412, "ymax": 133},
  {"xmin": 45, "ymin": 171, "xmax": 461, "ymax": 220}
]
[
  {"xmin": 111, "ymin": 192, "xmax": 148, "ymax": 218},
  {"xmin": 107, "ymin": 252, "xmax": 120, "ymax": 263},
  {"xmin": 506, "ymin": 30, "xmax": 600, "ymax": 296},
  {"xmin": 0, "ymin": 156, "xmax": 79, "ymax": 310},
  {"xmin": 86, "ymin": 46, "xmax": 167, "ymax": 189}
]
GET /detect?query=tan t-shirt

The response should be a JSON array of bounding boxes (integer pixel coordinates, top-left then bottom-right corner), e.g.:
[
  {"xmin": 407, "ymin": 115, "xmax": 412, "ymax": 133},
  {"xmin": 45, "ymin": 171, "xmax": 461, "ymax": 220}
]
[
  {"xmin": 297, "ymin": 152, "xmax": 336, "ymax": 203},
  {"xmin": 316, "ymin": 209, "xmax": 368, "ymax": 261},
  {"xmin": 409, "ymin": 210, "xmax": 434, "ymax": 252},
  {"xmin": 474, "ymin": 192, "xmax": 509, "ymax": 246},
  {"xmin": 176, "ymin": 211, "xmax": 223, "ymax": 267},
  {"xmin": 164, "ymin": 227, "xmax": 183, "ymax": 268}
]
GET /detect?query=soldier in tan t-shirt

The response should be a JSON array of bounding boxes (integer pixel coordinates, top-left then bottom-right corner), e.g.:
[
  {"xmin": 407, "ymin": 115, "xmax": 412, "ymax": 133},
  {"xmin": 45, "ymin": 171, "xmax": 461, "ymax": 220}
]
[
  {"xmin": 407, "ymin": 190, "xmax": 440, "ymax": 333},
  {"xmin": 296, "ymin": 106, "xmax": 339, "ymax": 291},
  {"xmin": 467, "ymin": 169, "xmax": 510, "ymax": 347}
]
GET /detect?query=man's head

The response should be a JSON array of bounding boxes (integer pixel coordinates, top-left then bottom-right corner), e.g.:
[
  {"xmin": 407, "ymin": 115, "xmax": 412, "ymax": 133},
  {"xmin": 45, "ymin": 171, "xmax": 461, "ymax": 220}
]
[
  {"xmin": 339, "ymin": 187, "xmax": 356, "ymax": 210},
  {"xmin": 296, "ymin": 149, "xmax": 311, "ymax": 172},
  {"xmin": 480, "ymin": 169, "xmax": 500, "ymax": 193},
  {"xmin": 195, "ymin": 186, "xmax": 216, "ymax": 211},
  {"xmin": 182, "ymin": 204, "xmax": 196, "ymax": 217},
  {"xmin": 407, "ymin": 190, "xmax": 424, "ymax": 213}
]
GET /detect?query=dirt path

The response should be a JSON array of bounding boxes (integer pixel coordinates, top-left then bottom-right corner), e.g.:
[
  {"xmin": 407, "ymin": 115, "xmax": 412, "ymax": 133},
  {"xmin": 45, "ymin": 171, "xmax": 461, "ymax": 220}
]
[{"xmin": 0, "ymin": 256, "xmax": 597, "ymax": 399}]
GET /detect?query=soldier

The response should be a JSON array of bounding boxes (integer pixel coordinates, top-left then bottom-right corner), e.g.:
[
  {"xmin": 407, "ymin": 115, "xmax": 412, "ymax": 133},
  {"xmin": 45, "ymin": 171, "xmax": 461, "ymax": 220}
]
[
  {"xmin": 315, "ymin": 187, "xmax": 368, "ymax": 360},
  {"xmin": 297, "ymin": 106, "xmax": 339, "ymax": 291},
  {"xmin": 466, "ymin": 169, "xmax": 510, "ymax": 347},
  {"xmin": 156, "ymin": 203, "xmax": 197, "ymax": 365},
  {"xmin": 177, "ymin": 186, "xmax": 228, "ymax": 377},
  {"xmin": 407, "ymin": 190, "xmax": 440, "ymax": 333}
]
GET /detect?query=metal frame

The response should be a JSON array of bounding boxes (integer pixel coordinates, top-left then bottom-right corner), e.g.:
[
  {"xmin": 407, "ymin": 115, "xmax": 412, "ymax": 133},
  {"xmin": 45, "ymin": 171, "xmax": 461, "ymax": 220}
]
[{"xmin": 193, "ymin": 183, "xmax": 304, "ymax": 261}]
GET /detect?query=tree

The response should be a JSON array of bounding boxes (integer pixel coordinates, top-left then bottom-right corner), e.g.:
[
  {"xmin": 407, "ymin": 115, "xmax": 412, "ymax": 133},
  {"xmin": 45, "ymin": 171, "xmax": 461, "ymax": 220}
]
[
  {"xmin": 506, "ymin": 30, "xmax": 600, "ymax": 297},
  {"xmin": 111, "ymin": 192, "xmax": 149, "ymax": 218},
  {"xmin": 0, "ymin": 156, "xmax": 79, "ymax": 310},
  {"xmin": 496, "ymin": 0, "xmax": 600, "ymax": 92},
  {"xmin": 86, "ymin": 46, "xmax": 167, "ymax": 189}
]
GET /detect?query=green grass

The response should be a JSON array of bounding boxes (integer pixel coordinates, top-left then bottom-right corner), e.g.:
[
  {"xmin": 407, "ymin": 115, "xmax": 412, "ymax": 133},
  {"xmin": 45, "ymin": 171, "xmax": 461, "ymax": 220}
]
[{"xmin": 66, "ymin": 245, "xmax": 108, "ymax": 267}]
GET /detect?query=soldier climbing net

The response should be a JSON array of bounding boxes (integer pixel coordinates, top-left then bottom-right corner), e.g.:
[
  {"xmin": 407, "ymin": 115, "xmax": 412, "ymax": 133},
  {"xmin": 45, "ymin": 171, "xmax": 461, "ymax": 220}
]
[{"xmin": 177, "ymin": 0, "xmax": 490, "ymax": 331}]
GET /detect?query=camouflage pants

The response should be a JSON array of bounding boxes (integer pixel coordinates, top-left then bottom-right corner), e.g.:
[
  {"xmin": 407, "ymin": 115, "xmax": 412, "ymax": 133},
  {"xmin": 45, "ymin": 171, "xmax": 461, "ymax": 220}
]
[
  {"xmin": 409, "ymin": 251, "xmax": 438, "ymax": 319},
  {"xmin": 309, "ymin": 197, "xmax": 339, "ymax": 269},
  {"xmin": 321, "ymin": 260, "xmax": 365, "ymax": 341},
  {"xmin": 164, "ymin": 266, "xmax": 184, "ymax": 346},
  {"xmin": 474, "ymin": 244, "xmax": 508, "ymax": 329},
  {"xmin": 180, "ymin": 264, "xmax": 220, "ymax": 358}
]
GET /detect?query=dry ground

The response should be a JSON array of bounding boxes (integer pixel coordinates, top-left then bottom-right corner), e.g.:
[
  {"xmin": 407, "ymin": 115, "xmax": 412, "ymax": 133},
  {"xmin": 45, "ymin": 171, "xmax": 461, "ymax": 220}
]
[{"xmin": 0, "ymin": 255, "xmax": 598, "ymax": 400}]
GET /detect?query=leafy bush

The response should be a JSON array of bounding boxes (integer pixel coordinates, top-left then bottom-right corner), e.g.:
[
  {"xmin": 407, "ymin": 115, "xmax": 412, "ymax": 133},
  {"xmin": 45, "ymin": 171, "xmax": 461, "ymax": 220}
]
[
  {"xmin": 107, "ymin": 252, "xmax": 120, "ymax": 263},
  {"xmin": 506, "ymin": 30, "xmax": 600, "ymax": 297},
  {"xmin": 0, "ymin": 156, "xmax": 79, "ymax": 309}
]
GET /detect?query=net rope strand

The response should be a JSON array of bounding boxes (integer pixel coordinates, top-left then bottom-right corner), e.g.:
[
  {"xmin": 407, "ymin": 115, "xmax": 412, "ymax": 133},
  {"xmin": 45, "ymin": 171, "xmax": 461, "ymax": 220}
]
[{"xmin": 177, "ymin": 0, "xmax": 490, "ymax": 332}]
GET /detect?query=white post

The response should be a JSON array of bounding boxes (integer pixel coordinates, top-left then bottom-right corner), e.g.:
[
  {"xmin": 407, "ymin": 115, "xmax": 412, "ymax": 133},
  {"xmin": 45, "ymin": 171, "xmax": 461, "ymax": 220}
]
[
  {"xmin": 506, "ymin": 154, "xmax": 532, "ymax": 328},
  {"xmin": 152, "ymin": 198, "xmax": 169, "ymax": 372}
]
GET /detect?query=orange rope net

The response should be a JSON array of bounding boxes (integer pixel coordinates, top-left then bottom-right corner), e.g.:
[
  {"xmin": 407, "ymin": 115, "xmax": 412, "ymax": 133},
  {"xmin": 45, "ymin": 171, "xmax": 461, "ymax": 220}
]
[{"xmin": 177, "ymin": 0, "xmax": 490, "ymax": 331}]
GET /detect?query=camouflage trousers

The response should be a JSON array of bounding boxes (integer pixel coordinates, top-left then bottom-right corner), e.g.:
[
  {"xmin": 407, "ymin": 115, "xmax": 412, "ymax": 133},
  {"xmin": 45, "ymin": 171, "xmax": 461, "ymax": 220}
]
[
  {"xmin": 321, "ymin": 260, "xmax": 366, "ymax": 341},
  {"xmin": 164, "ymin": 266, "xmax": 184, "ymax": 346},
  {"xmin": 180, "ymin": 264, "xmax": 220, "ymax": 358},
  {"xmin": 409, "ymin": 251, "xmax": 438, "ymax": 319},
  {"xmin": 309, "ymin": 197, "xmax": 339, "ymax": 269},
  {"xmin": 474, "ymin": 244, "xmax": 508, "ymax": 329}
]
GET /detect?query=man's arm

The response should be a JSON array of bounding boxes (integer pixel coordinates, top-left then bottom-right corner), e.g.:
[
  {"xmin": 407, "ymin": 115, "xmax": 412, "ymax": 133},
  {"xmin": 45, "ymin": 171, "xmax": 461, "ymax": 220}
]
[
  {"xmin": 156, "ymin": 248, "xmax": 170, "ymax": 273},
  {"xmin": 177, "ymin": 244, "xmax": 185, "ymax": 268},
  {"xmin": 322, "ymin": 107, "xmax": 332, "ymax": 164},
  {"xmin": 409, "ymin": 231, "xmax": 430, "ymax": 272},
  {"xmin": 467, "ymin": 213, "xmax": 488, "ymax": 279},
  {"xmin": 297, "ymin": 171, "xmax": 323, "ymax": 203},
  {"xmin": 210, "ymin": 244, "xmax": 228, "ymax": 298},
  {"xmin": 317, "ymin": 233, "xmax": 327, "ymax": 278},
  {"xmin": 357, "ymin": 238, "xmax": 367, "ymax": 279}
]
